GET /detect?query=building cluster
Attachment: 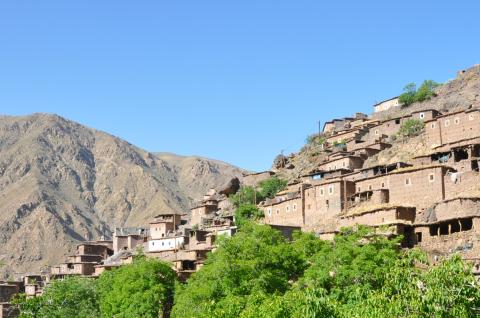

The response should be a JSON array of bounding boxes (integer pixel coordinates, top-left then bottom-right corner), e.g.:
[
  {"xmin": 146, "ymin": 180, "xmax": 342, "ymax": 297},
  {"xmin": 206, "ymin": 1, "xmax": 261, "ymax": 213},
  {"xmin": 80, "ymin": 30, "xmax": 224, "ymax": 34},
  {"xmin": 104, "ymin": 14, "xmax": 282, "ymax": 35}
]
[{"xmin": 257, "ymin": 101, "xmax": 480, "ymax": 274}]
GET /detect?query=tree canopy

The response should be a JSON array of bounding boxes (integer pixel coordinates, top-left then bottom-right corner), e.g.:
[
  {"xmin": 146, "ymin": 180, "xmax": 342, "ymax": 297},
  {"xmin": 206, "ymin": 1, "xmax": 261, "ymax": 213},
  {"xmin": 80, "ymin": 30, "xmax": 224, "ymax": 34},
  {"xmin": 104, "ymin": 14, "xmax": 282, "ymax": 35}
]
[{"xmin": 399, "ymin": 80, "xmax": 440, "ymax": 106}]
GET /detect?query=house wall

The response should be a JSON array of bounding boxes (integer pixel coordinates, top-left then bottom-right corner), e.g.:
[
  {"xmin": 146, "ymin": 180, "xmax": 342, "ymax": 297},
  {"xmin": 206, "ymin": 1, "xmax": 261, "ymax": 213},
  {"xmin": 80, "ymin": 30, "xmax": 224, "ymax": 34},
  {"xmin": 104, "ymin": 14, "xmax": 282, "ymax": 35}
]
[
  {"xmin": 426, "ymin": 110, "xmax": 480, "ymax": 148},
  {"xmin": 444, "ymin": 170, "xmax": 479, "ymax": 200},
  {"xmin": 340, "ymin": 207, "xmax": 415, "ymax": 228},
  {"xmin": 374, "ymin": 97, "xmax": 400, "ymax": 113},
  {"xmin": 318, "ymin": 156, "xmax": 364, "ymax": 172},
  {"xmin": 304, "ymin": 181, "xmax": 355, "ymax": 227},
  {"xmin": 388, "ymin": 167, "xmax": 446, "ymax": 211},
  {"xmin": 191, "ymin": 205, "xmax": 217, "ymax": 227},
  {"xmin": 77, "ymin": 244, "xmax": 109, "ymax": 257},
  {"xmin": 0, "ymin": 285, "xmax": 18, "ymax": 303},
  {"xmin": 263, "ymin": 197, "xmax": 304, "ymax": 227},
  {"xmin": 148, "ymin": 237, "xmax": 185, "ymax": 252},
  {"xmin": 150, "ymin": 222, "xmax": 176, "ymax": 240}
]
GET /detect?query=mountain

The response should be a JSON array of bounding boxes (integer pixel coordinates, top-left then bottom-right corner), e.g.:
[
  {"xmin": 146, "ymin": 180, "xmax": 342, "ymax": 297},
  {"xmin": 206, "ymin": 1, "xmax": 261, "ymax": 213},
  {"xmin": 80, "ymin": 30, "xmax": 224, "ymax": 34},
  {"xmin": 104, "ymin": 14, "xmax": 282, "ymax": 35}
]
[{"xmin": 0, "ymin": 113, "xmax": 244, "ymax": 277}]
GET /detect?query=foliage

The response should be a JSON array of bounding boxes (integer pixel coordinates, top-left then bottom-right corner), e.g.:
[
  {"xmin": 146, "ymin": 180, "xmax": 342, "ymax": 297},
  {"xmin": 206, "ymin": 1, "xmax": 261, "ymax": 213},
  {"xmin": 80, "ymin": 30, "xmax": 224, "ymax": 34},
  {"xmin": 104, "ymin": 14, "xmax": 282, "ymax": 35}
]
[
  {"xmin": 398, "ymin": 118, "xmax": 424, "ymax": 137},
  {"xmin": 230, "ymin": 177, "xmax": 287, "ymax": 208},
  {"xmin": 97, "ymin": 257, "xmax": 176, "ymax": 318},
  {"xmin": 13, "ymin": 277, "xmax": 100, "ymax": 318},
  {"xmin": 171, "ymin": 222, "xmax": 308, "ymax": 318},
  {"xmin": 332, "ymin": 139, "xmax": 347, "ymax": 149},
  {"xmin": 230, "ymin": 186, "xmax": 261, "ymax": 207},
  {"xmin": 235, "ymin": 204, "xmax": 264, "ymax": 226},
  {"xmin": 399, "ymin": 80, "xmax": 440, "ymax": 106},
  {"xmin": 172, "ymin": 225, "xmax": 480, "ymax": 318},
  {"xmin": 306, "ymin": 133, "xmax": 326, "ymax": 146},
  {"xmin": 257, "ymin": 177, "xmax": 287, "ymax": 200}
]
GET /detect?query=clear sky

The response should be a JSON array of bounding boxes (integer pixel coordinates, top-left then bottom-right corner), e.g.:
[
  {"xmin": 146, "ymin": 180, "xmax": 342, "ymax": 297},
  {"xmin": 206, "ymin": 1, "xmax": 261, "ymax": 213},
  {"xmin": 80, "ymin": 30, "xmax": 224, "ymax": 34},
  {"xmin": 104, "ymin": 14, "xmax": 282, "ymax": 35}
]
[{"xmin": 1, "ymin": 1, "xmax": 479, "ymax": 171}]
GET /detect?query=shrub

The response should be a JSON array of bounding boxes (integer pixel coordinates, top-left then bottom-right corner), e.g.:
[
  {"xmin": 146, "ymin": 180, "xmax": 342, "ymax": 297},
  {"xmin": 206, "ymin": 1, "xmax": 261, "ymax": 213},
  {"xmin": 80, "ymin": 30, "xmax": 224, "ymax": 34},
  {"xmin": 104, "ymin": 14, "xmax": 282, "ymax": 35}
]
[
  {"xmin": 399, "ymin": 80, "xmax": 440, "ymax": 106},
  {"xmin": 398, "ymin": 119, "xmax": 424, "ymax": 137},
  {"xmin": 257, "ymin": 177, "xmax": 287, "ymax": 200}
]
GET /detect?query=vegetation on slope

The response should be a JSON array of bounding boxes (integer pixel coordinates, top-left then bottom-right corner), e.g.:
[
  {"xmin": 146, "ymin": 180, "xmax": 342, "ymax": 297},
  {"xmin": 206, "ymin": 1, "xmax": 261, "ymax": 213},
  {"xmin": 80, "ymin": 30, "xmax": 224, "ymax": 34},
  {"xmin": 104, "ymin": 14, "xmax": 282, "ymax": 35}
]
[{"xmin": 399, "ymin": 80, "xmax": 440, "ymax": 106}]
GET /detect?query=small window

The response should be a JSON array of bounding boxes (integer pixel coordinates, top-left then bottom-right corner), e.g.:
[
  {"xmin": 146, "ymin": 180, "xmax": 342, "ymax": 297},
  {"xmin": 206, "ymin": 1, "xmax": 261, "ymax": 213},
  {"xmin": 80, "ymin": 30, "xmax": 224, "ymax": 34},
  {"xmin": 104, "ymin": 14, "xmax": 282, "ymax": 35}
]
[
  {"xmin": 342, "ymin": 161, "xmax": 346, "ymax": 167},
  {"xmin": 293, "ymin": 204, "xmax": 297, "ymax": 211},
  {"xmin": 454, "ymin": 118, "xmax": 460, "ymax": 125},
  {"xmin": 368, "ymin": 185, "xmax": 372, "ymax": 190},
  {"xmin": 419, "ymin": 112, "xmax": 425, "ymax": 119},
  {"xmin": 381, "ymin": 182, "xmax": 385, "ymax": 188},
  {"xmin": 428, "ymin": 174, "xmax": 434, "ymax": 182},
  {"xmin": 268, "ymin": 208, "xmax": 272, "ymax": 216},
  {"xmin": 416, "ymin": 232, "xmax": 422, "ymax": 243},
  {"xmin": 445, "ymin": 119, "xmax": 450, "ymax": 127},
  {"xmin": 325, "ymin": 200, "xmax": 329, "ymax": 207},
  {"xmin": 276, "ymin": 209, "xmax": 280, "ymax": 215},
  {"xmin": 469, "ymin": 114, "xmax": 474, "ymax": 121},
  {"xmin": 431, "ymin": 123, "xmax": 436, "ymax": 129},
  {"xmin": 286, "ymin": 205, "xmax": 290, "ymax": 213},
  {"xmin": 375, "ymin": 129, "xmax": 379, "ymax": 135},
  {"xmin": 405, "ymin": 178, "xmax": 411, "ymax": 186},
  {"xmin": 328, "ymin": 186, "xmax": 334, "ymax": 195},
  {"xmin": 319, "ymin": 188, "xmax": 324, "ymax": 196},
  {"xmin": 357, "ymin": 187, "xmax": 361, "ymax": 192},
  {"xmin": 395, "ymin": 119, "xmax": 400, "ymax": 124}
]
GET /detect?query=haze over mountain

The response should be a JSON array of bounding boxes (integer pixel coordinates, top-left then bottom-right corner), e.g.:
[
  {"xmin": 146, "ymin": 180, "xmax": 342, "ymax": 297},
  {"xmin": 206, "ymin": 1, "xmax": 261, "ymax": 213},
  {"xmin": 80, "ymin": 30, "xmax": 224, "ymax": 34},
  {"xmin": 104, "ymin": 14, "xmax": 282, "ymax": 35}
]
[{"xmin": 0, "ymin": 113, "xmax": 244, "ymax": 277}]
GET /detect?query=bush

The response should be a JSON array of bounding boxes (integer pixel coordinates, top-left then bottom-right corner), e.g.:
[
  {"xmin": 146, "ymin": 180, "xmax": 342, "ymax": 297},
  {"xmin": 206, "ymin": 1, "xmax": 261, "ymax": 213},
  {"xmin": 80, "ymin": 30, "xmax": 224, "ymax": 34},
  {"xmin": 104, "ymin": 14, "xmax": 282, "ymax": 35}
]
[
  {"xmin": 306, "ymin": 133, "xmax": 326, "ymax": 146},
  {"xmin": 235, "ymin": 204, "xmax": 264, "ymax": 226},
  {"xmin": 230, "ymin": 186, "xmax": 262, "ymax": 207},
  {"xmin": 97, "ymin": 257, "xmax": 176, "ymax": 318},
  {"xmin": 13, "ymin": 277, "xmax": 100, "ymax": 318},
  {"xmin": 398, "ymin": 119, "xmax": 424, "ymax": 138},
  {"xmin": 399, "ymin": 80, "xmax": 440, "ymax": 106},
  {"xmin": 257, "ymin": 177, "xmax": 287, "ymax": 200}
]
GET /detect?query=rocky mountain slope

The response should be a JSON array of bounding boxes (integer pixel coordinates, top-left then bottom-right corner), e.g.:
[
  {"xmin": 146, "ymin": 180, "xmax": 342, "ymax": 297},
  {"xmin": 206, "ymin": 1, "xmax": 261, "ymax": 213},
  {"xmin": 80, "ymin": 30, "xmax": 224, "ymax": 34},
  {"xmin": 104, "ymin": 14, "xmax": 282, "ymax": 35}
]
[{"xmin": 0, "ymin": 114, "xmax": 244, "ymax": 277}]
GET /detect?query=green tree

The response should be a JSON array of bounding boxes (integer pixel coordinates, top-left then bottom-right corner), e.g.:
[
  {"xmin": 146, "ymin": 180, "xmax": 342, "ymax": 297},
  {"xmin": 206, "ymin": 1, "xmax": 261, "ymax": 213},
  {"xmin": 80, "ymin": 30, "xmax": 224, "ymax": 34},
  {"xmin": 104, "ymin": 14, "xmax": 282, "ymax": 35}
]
[
  {"xmin": 399, "ymin": 80, "xmax": 440, "ymax": 106},
  {"xmin": 97, "ymin": 257, "xmax": 176, "ymax": 318},
  {"xmin": 171, "ymin": 222, "xmax": 308, "ymax": 318},
  {"xmin": 13, "ymin": 277, "xmax": 100, "ymax": 318},
  {"xmin": 257, "ymin": 177, "xmax": 287, "ymax": 200},
  {"xmin": 230, "ymin": 186, "xmax": 262, "ymax": 207},
  {"xmin": 235, "ymin": 204, "xmax": 264, "ymax": 226},
  {"xmin": 398, "ymin": 118, "xmax": 424, "ymax": 137}
]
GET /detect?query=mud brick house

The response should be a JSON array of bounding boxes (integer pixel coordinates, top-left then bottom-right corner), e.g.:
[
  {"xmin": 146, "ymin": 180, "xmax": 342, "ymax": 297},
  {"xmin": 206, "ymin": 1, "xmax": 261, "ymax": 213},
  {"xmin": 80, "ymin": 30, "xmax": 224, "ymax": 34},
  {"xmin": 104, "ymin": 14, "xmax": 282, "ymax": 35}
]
[
  {"xmin": 113, "ymin": 227, "xmax": 149, "ymax": 253},
  {"xmin": 261, "ymin": 184, "xmax": 307, "ymax": 227},
  {"xmin": 318, "ymin": 154, "xmax": 364, "ymax": 172},
  {"xmin": 425, "ymin": 108, "xmax": 480, "ymax": 148},
  {"xmin": 414, "ymin": 198, "xmax": 480, "ymax": 260},
  {"xmin": 303, "ymin": 178, "xmax": 355, "ymax": 228}
]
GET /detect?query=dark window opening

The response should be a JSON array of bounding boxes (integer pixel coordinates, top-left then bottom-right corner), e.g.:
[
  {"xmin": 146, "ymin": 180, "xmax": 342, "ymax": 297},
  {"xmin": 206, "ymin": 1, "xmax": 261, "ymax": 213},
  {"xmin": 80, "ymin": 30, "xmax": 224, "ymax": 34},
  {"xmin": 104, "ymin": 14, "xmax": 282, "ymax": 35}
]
[
  {"xmin": 395, "ymin": 119, "xmax": 400, "ymax": 124},
  {"xmin": 461, "ymin": 218, "xmax": 473, "ymax": 231},
  {"xmin": 182, "ymin": 261, "xmax": 196, "ymax": 271},
  {"xmin": 472, "ymin": 145, "xmax": 480, "ymax": 158},
  {"xmin": 451, "ymin": 221, "xmax": 460, "ymax": 234},
  {"xmin": 454, "ymin": 148, "xmax": 469, "ymax": 162},
  {"xmin": 431, "ymin": 152, "xmax": 450, "ymax": 163},
  {"xmin": 67, "ymin": 263, "xmax": 74, "ymax": 269},
  {"xmin": 472, "ymin": 160, "xmax": 479, "ymax": 172},
  {"xmin": 416, "ymin": 232, "xmax": 422, "ymax": 243},
  {"xmin": 325, "ymin": 200, "xmax": 329, "ymax": 208},
  {"xmin": 439, "ymin": 223, "xmax": 449, "ymax": 235},
  {"xmin": 429, "ymin": 225, "xmax": 439, "ymax": 236}
]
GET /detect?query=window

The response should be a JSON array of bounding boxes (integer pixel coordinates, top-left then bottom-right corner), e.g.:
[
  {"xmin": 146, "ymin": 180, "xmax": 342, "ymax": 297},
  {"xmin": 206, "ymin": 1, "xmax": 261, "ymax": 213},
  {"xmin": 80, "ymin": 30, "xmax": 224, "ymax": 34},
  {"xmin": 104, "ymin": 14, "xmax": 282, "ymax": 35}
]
[
  {"xmin": 469, "ymin": 114, "xmax": 474, "ymax": 121},
  {"xmin": 375, "ymin": 129, "xmax": 379, "ymax": 135},
  {"xmin": 419, "ymin": 112, "xmax": 425, "ymax": 119},
  {"xmin": 428, "ymin": 174, "xmax": 434, "ymax": 182},
  {"xmin": 395, "ymin": 119, "xmax": 400, "ymax": 124},
  {"xmin": 286, "ymin": 205, "xmax": 290, "ymax": 213},
  {"xmin": 416, "ymin": 232, "xmax": 422, "ymax": 243},
  {"xmin": 445, "ymin": 119, "xmax": 450, "ymax": 127},
  {"xmin": 325, "ymin": 200, "xmax": 329, "ymax": 207},
  {"xmin": 454, "ymin": 117, "xmax": 460, "ymax": 125},
  {"xmin": 293, "ymin": 204, "xmax": 297, "ymax": 211},
  {"xmin": 276, "ymin": 209, "xmax": 280, "ymax": 215},
  {"xmin": 268, "ymin": 208, "xmax": 272, "ymax": 216},
  {"xmin": 357, "ymin": 187, "xmax": 361, "ymax": 192},
  {"xmin": 368, "ymin": 185, "xmax": 372, "ymax": 190},
  {"xmin": 405, "ymin": 178, "xmax": 411, "ymax": 186},
  {"xmin": 319, "ymin": 188, "xmax": 324, "ymax": 196},
  {"xmin": 431, "ymin": 123, "xmax": 436, "ymax": 129},
  {"xmin": 381, "ymin": 182, "xmax": 385, "ymax": 188},
  {"xmin": 342, "ymin": 161, "xmax": 346, "ymax": 167},
  {"xmin": 328, "ymin": 186, "xmax": 334, "ymax": 195}
]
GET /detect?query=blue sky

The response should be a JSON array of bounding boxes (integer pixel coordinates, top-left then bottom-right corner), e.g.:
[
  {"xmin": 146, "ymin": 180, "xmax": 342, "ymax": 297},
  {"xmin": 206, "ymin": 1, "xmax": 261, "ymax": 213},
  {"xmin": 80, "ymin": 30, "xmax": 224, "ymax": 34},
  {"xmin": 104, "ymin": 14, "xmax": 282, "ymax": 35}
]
[{"xmin": 0, "ymin": 1, "xmax": 479, "ymax": 171}]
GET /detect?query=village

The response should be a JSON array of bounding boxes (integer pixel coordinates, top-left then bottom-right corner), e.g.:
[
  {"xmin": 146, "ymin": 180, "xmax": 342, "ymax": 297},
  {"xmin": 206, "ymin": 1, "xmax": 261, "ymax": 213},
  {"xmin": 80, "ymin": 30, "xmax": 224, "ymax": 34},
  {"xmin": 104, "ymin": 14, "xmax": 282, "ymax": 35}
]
[{"xmin": 2, "ymin": 66, "xmax": 480, "ymax": 317}]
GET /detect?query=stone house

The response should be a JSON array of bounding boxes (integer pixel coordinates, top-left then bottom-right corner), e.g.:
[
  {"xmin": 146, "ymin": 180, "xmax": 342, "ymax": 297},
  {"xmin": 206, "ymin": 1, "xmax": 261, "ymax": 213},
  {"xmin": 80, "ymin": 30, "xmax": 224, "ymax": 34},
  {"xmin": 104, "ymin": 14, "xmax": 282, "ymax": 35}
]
[
  {"xmin": 113, "ymin": 227, "xmax": 149, "ymax": 253},
  {"xmin": 262, "ymin": 189, "xmax": 305, "ymax": 227},
  {"xmin": 317, "ymin": 155, "xmax": 364, "ymax": 172}
]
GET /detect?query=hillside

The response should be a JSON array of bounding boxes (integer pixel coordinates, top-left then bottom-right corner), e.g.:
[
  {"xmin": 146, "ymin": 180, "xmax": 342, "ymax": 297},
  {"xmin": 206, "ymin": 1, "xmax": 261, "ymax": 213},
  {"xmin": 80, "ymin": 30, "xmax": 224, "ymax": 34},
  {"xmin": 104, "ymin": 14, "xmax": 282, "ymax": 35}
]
[
  {"xmin": 0, "ymin": 114, "xmax": 244, "ymax": 277},
  {"xmin": 272, "ymin": 65, "xmax": 480, "ymax": 179}
]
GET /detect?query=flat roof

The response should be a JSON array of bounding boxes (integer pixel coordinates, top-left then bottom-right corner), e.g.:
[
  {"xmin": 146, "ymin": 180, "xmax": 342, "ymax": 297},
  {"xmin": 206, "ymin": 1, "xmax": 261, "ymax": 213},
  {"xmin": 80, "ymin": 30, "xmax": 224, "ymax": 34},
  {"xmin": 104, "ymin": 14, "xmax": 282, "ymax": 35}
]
[{"xmin": 373, "ymin": 96, "xmax": 399, "ymax": 106}]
